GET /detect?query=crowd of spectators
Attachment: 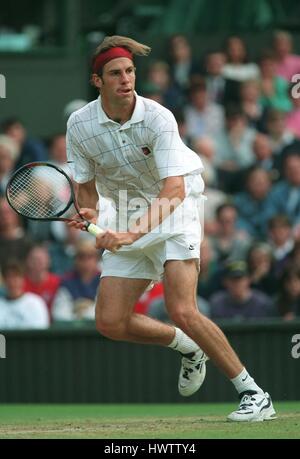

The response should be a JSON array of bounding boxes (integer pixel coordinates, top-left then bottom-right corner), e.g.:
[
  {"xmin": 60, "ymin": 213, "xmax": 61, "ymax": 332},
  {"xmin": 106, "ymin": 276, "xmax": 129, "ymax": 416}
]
[{"xmin": 1, "ymin": 30, "xmax": 300, "ymax": 329}]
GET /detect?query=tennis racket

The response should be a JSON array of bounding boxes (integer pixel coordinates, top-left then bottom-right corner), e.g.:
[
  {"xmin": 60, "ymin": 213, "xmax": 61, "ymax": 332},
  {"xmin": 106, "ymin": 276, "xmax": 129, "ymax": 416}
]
[{"xmin": 6, "ymin": 161, "xmax": 104, "ymax": 237}]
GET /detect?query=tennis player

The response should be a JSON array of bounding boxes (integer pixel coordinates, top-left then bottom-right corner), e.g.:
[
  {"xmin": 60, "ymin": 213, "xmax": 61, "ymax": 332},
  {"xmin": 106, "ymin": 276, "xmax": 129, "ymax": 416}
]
[{"xmin": 67, "ymin": 36, "xmax": 276, "ymax": 421}]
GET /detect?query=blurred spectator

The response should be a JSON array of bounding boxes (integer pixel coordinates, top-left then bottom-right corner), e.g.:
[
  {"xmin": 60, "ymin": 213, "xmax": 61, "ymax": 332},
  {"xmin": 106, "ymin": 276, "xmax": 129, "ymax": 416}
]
[
  {"xmin": 52, "ymin": 240, "xmax": 101, "ymax": 322},
  {"xmin": 47, "ymin": 223, "xmax": 89, "ymax": 275},
  {"xmin": 258, "ymin": 50, "xmax": 292, "ymax": 113},
  {"xmin": 265, "ymin": 109, "xmax": 295, "ymax": 158},
  {"xmin": 246, "ymin": 242, "xmax": 276, "ymax": 297},
  {"xmin": 184, "ymin": 80, "xmax": 224, "ymax": 142},
  {"xmin": 202, "ymin": 185, "xmax": 227, "ymax": 236},
  {"xmin": 269, "ymin": 152, "xmax": 300, "ymax": 232},
  {"xmin": 48, "ymin": 133, "xmax": 67, "ymax": 166},
  {"xmin": 23, "ymin": 245, "xmax": 60, "ymax": 319},
  {"xmin": 167, "ymin": 34, "xmax": 199, "ymax": 91},
  {"xmin": 172, "ymin": 108, "xmax": 193, "ymax": 148},
  {"xmin": 272, "ymin": 30, "xmax": 300, "ymax": 82},
  {"xmin": 286, "ymin": 240, "xmax": 300, "ymax": 268},
  {"xmin": 210, "ymin": 260, "xmax": 275, "ymax": 320},
  {"xmin": 0, "ymin": 196, "xmax": 32, "ymax": 270},
  {"xmin": 286, "ymin": 83, "xmax": 300, "ymax": 139},
  {"xmin": 192, "ymin": 137, "xmax": 227, "ymax": 235},
  {"xmin": 143, "ymin": 60, "xmax": 183, "ymax": 110},
  {"xmin": 140, "ymin": 82, "xmax": 164, "ymax": 105},
  {"xmin": 192, "ymin": 136, "xmax": 218, "ymax": 186},
  {"xmin": 0, "ymin": 135, "xmax": 20, "ymax": 194},
  {"xmin": 276, "ymin": 266, "xmax": 300, "ymax": 320},
  {"xmin": 1, "ymin": 118, "xmax": 48, "ymax": 168},
  {"xmin": 204, "ymin": 50, "xmax": 226, "ymax": 103},
  {"xmin": 197, "ymin": 238, "xmax": 222, "ymax": 300},
  {"xmin": 239, "ymin": 80, "xmax": 263, "ymax": 128},
  {"xmin": 0, "ymin": 261, "xmax": 49, "ymax": 329},
  {"xmin": 252, "ymin": 132, "xmax": 280, "ymax": 182},
  {"xmin": 222, "ymin": 36, "xmax": 259, "ymax": 82},
  {"xmin": 209, "ymin": 203, "xmax": 252, "ymax": 263},
  {"xmin": 214, "ymin": 104, "xmax": 256, "ymax": 192},
  {"xmin": 234, "ymin": 167, "xmax": 275, "ymax": 239},
  {"xmin": 267, "ymin": 215, "xmax": 295, "ymax": 278}
]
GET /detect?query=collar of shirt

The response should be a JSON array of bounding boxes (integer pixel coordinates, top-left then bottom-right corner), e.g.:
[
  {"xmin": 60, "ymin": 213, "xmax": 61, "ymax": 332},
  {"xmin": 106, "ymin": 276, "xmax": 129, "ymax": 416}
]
[{"xmin": 96, "ymin": 92, "xmax": 145, "ymax": 129}]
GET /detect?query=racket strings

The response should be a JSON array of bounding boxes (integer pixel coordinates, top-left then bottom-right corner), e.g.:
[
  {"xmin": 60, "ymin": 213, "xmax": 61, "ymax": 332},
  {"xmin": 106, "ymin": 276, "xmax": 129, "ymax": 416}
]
[{"xmin": 8, "ymin": 166, "xmax": 72, "ymax": 218}]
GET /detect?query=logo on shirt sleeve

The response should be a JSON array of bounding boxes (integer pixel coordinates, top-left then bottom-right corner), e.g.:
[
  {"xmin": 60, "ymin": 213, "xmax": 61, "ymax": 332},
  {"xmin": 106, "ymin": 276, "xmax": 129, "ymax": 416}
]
[{"xmin": 141, "ymin": 146, "xmax": 151, "ymax": 156}]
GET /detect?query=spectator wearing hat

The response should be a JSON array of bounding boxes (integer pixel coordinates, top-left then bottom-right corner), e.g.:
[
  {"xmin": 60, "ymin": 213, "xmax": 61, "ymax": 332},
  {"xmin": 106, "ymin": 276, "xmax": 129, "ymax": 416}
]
[{"xmin": 209, "ymin": 260, "xmax": 275, "ymax": 321}]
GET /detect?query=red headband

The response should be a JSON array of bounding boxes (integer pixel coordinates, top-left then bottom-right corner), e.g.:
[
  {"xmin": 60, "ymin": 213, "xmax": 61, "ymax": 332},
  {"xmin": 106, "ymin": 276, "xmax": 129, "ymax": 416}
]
[{"xmin": 93, "ymin": 47, "xmax": 133, "ymax": 74}]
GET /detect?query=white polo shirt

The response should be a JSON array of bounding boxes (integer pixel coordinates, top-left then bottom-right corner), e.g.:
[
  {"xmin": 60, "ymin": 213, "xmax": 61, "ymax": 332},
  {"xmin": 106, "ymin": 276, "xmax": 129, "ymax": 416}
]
[{"xmin": 67, "ymin": 93, "xmax": 204, "ymax": 232}]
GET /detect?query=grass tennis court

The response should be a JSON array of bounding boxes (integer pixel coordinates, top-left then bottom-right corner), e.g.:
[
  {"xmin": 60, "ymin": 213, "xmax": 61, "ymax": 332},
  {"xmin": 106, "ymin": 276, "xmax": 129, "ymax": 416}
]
[{"xmin": 0, "ymin": 402, "xmax": 299, "ymax": 439}]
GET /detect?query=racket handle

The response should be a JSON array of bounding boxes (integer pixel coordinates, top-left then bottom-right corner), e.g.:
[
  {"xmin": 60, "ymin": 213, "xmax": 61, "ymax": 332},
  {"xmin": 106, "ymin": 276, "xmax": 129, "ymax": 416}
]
[
  {"xmin": 86, "ymin": 222, "xmax": 104, "ymax": 236},
  {"xmin": 85, "ymin": 221, "xmax": 118, "ymax": 253}
]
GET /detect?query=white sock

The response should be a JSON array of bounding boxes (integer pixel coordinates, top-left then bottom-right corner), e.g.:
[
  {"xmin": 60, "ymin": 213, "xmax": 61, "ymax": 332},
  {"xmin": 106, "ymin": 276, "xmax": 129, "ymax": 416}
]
[
  {"xmin": 168, "ymin": 327, "xmax": 200, "ymax": 355},
  {"xmin": 231, "ymin": 368, "xmax": 264, "ymax": 395}
]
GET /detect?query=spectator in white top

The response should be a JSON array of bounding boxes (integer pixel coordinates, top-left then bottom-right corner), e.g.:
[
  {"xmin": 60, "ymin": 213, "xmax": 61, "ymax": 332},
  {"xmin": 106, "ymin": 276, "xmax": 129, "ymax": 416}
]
[
  {"xmin": 0, "ymin": 261, "xmax": 49, "ymax": 329},
  {"xmin": 222, "ymin": 36, "xmax": 260, "ymax": 82},
  {"xmin": 184, "ymin": 80, "xmax": 224, "ymax": 142}
]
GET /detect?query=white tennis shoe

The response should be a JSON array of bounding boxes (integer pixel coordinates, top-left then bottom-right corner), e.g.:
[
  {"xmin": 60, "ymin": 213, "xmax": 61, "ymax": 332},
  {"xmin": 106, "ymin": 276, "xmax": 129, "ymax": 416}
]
[
  {"xmin": 178, "ymin": 349, "xmax": 209, "ymax": 397},
  {"xmin": 227, "ymin": 391, "xmax": 277, "ymax": 422}
]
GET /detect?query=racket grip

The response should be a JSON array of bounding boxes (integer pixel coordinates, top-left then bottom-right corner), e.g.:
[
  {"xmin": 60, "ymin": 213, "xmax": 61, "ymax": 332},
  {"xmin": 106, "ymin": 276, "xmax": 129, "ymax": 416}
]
[{"xmin": 86, "ymin": 222, "xmax": 104, "ymax": 236}]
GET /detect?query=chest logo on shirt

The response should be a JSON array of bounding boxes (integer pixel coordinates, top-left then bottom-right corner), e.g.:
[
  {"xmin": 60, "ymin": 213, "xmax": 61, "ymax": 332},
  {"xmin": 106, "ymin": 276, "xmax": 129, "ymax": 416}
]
[{"xmin": 141, "ymin": 146, "xmax": 151, "ymax": 156}]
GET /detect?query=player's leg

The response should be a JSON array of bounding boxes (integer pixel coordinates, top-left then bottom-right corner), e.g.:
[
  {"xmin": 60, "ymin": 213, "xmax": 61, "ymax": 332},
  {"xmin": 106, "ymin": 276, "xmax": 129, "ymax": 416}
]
[
  {"xmin": 96, "ymin": 274, "xmax": 206, "ymax": 397},
  {"xmin": 96, "ymin": 276, "xmax": 175, "ymax": 345},
  {"xmin": 97, "ymin": 248, "xmax": 203, "ymax": 355},
  {"xmin": 164, "ymin": 259, "xmax": 243, "ymax": 375},
  {"xmin": 164, "ymin": 259, "xmax": 276, "ymax": 421}
]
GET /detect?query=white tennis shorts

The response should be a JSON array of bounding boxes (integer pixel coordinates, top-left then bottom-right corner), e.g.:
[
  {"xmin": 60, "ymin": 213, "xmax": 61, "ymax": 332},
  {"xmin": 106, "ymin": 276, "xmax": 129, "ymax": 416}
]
[{"xmin": 101, "ymin": 195, "xmax": 205, "ymax": 281}]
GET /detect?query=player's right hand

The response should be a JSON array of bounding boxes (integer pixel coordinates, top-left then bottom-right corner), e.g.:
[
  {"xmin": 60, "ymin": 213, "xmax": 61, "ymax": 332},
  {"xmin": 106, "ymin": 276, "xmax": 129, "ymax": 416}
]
[{"xmin": 68, "ymin": 207, "xmax": 98, "ymax": 231}]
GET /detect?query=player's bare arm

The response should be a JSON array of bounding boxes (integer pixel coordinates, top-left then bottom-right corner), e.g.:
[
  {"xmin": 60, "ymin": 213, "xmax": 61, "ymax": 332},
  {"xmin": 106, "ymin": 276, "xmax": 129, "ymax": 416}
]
[
  {"xmin": 94, "ymin": 176, "xmax": 185, "ymax": 252},
  {"xmin": 69, "ymin": 179, "xmax": 99, "ymax": 230}
]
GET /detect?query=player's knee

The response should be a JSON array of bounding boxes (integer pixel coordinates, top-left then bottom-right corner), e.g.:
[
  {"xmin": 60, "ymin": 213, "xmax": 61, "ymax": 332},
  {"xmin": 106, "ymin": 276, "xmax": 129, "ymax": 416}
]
[
  {"xmin": 169, "ymin": 306, "xmax": 199, "ymax": 330},
  {"xmin": 96, "ymin": 319, "xmax": 127, "ymax": 341}
]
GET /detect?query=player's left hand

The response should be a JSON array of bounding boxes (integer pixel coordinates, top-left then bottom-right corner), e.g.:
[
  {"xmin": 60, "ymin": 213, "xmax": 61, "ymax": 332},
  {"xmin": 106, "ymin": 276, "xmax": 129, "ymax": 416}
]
[{"xmin": 95, "ymin": 230, "xmax": 141, "ymax": 252}]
